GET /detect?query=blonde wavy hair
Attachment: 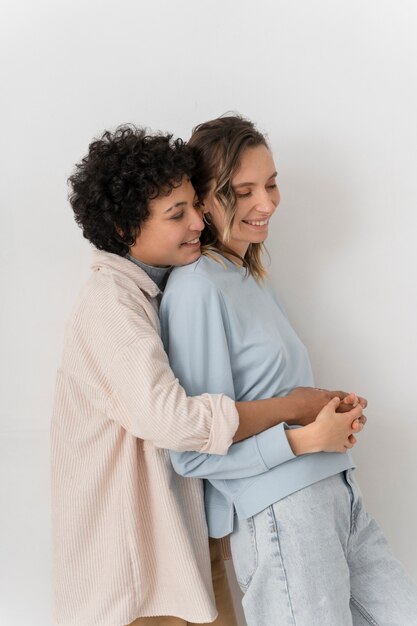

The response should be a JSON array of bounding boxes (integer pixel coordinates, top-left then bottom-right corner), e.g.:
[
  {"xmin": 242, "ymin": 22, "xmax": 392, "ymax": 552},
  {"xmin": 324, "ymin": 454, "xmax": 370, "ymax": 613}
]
[{"xmin": 188, "ymin": 114, "xmax": 270, "ymax": 280}]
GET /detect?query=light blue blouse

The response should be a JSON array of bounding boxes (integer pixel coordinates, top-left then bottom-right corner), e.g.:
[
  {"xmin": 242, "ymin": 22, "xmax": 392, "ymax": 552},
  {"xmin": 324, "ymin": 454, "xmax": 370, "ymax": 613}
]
[{"xmin": 160, "ymin": 254, "xmax": 354, "ymax": 538}]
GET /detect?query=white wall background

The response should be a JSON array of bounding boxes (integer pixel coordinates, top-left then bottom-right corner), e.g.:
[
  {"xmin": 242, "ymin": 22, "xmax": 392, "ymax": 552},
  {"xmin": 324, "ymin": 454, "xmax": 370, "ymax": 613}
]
[{"xmin": 1, "ymin": 1, "xmax": 416, "ymax": 624}]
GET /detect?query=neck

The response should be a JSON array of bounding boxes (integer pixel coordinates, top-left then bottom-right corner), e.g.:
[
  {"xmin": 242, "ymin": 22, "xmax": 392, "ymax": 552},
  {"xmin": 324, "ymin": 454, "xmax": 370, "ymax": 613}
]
[
  {"xmin": 128, "ymin": 251, "xmax": 170, "ymax": 269},
  {"xmin": 217, "ymin": 241, "xmax": 249, "ymax": 265},
  {"xmin": 126, "ymin": 254, "xmax": 171, "ymax": 289}
]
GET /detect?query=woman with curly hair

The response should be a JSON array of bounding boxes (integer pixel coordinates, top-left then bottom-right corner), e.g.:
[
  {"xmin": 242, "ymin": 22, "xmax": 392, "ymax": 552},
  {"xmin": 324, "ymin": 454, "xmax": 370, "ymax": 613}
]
[
  {"xmin": 159, "ymin": 115, "xmax": 417, "ymax": 626},
  {"xmin": 52, "ymin": 125, "xmax": 364, "ymax": 626}
]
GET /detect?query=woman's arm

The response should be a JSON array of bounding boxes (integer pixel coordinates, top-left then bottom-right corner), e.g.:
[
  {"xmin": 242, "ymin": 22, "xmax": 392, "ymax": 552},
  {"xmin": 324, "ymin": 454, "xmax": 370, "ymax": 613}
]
[
  {"xmin": 234, "ymin": 387, "xmax": 366, "ymax": 442},
  {"xmin": 160, "ymin": 272, "xmax": 365, "ymax": 452},
  {"xmin": 160, "ymin": 273, "xmax": 349, "ymax": 482},
  {"xmin": 170, "ymin": 421, "xmax": 295, "ymax": 479},
  {"xmin": 171, "ymin": 398, "xmax": 364, "ymax": 479},
  {"xmin": 160, "ymin": 270, "xmax": 366, "ymax": 480}
]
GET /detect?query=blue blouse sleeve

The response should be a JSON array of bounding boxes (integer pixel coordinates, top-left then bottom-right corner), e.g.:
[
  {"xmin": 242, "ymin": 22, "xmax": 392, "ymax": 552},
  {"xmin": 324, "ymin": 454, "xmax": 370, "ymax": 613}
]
[{"xmin": 159, "ymin": 271, "xmax": 296, "ymax": 480}]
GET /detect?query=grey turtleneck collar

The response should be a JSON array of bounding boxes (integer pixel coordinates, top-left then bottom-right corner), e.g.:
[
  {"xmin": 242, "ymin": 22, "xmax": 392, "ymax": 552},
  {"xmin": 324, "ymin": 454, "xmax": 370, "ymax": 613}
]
[{"xmin": 125, "ymin": 254, "xmax": 171, "ymax": 290}]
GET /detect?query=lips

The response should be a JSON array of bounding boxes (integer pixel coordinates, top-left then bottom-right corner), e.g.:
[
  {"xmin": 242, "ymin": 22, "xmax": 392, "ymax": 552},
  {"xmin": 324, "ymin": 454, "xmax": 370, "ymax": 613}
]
[
  {"xmin": 242, "ymin": 219, "xmax": 269, "ymax": 226},
  {"xmin": 181, "ymin": 237, "xmax": 200, "ymax": 245}
]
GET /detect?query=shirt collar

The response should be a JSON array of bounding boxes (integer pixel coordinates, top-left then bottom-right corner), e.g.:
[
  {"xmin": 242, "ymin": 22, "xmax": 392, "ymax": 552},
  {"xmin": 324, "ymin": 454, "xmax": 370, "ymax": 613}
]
[
  {"xmin": 125, "ymin": 254, "xmax": 171, "ymax": 290},
  {"xmin": 90, "ymin": 249, "xmax": 161, "ymax": 297}
]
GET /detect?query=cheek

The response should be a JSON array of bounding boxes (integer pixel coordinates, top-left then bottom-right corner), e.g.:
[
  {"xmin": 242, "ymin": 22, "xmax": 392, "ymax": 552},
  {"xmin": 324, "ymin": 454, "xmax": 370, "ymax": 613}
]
[
  {"xmin": 210, "ymin": 213, "xmax": 228, "ymax": 240},
  {"xmin": 171, "ymin": 225, "xmax": 189, "ymax": 248},
  {"xmin": 156, "ymin": 223, "xmax": 183, "ymax": 248},
  {"xmin": 273, "ymin": 188, "xmax": 281, "ymax": 206},
  {"xmin": 229, "ymin": 198, "xmax": 244, "ymax": 219},
  {"xmin": 233, "ymin": 205, "xmax": 247, "ymax": 229}
]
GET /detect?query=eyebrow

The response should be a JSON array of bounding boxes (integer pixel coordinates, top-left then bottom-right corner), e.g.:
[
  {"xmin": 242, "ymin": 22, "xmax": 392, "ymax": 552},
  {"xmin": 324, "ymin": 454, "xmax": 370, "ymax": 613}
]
[
  {"xmin": 233, "ymin": 171, "xmax": 278, "ymax": 188},
  {"xmin": 164, "ymin": 201, "xmax": 187, "ymax": 214},
  {"xmin": 163, "ymin": 196, "xmax": 199, "ymax": 214}
]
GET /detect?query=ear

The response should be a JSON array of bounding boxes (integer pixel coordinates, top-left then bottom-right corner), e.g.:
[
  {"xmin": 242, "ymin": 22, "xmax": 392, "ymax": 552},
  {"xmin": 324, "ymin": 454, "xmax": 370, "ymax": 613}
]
[
  {"xmin": 115, "ymin": 224, "xmax": 124, "ymax": 238},
  {"xmin": 115, "ymin": 224, "xmax": 137, "ymax": 247}
]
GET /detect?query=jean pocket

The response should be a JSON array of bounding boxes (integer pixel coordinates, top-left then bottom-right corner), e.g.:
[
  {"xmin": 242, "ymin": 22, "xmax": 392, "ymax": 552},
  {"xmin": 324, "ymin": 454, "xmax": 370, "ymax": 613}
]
[
  {"xmin": 344, "ymin": 469, "xmax": 363, "ymax": 503},
  {"xmin": 343, "ymin": 469, "xmax": 365, "ymax": 536},
  {"xmin": 342, "ymin": 470, "xmax": 354, "ymax": 503},
  {"xmin": 230, "ymin": 516, "xmax": 258, "ymax": 592}
]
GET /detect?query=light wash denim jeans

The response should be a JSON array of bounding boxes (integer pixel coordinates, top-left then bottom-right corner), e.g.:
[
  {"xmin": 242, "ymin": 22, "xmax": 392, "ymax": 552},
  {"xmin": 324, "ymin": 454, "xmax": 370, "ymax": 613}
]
[{"xmin": 230, "ymin": 471, "xmax": 417, "ymax": 626}]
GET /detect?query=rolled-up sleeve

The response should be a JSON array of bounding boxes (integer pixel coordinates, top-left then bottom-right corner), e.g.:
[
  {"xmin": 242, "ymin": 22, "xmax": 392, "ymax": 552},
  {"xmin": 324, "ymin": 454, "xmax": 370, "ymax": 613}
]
[
  {"xmin": 106, "ymin": 318, "xmax": 238, "ymax": 454},
  {"xmin": 170, "ymin": 422, "xmax": 296, "ymax": 479}
]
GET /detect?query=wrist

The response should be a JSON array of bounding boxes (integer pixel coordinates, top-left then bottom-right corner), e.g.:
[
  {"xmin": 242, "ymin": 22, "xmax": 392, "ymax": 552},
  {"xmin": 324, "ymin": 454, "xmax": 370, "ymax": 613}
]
[
  {"xmin": 279, "ymin": 396, "xmax": 299, "ymax": 426},
  {"xmin": 286, "ymin": 423, "xmax": 321, "ymax": 455}
]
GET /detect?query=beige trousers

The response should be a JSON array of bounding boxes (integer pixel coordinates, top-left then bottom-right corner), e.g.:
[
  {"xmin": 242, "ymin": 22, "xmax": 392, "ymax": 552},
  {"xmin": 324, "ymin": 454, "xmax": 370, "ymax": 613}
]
[{"xmin": 128, "ymin": 538, "xmax": 237, "ymax": 626}]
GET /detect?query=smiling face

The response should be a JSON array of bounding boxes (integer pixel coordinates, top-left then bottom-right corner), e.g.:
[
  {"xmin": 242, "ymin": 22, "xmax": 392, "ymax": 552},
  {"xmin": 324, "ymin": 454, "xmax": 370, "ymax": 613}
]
[
  {"xmin": 205, "ymin": 144, "xmax": 280, "ymax": 258},
  {"xmin": 129, "ymin": 177, "xmax": 204, "ymax": 267}
]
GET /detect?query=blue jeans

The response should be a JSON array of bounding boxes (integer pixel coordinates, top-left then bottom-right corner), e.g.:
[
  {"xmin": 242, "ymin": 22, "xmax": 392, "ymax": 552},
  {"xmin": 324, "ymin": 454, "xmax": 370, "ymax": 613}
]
[{"xmin": 230, "ymin": 471, "xmax": 417, "ymax": 626}]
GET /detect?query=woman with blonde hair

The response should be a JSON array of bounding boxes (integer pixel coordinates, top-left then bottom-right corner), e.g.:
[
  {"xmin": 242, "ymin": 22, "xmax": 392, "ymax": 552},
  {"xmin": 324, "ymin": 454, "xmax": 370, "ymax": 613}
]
[{"xmin": 160, "ymin": 115, "xmax": 417, "ymax": 626}]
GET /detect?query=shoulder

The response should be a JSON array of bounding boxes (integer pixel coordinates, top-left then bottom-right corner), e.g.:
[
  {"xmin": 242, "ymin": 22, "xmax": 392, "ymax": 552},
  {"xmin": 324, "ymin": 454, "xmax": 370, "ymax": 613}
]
[
  {"xmin": 81, "ymin": 266, "xmax": 152, "ymax": 319},
  {"xmin": 67, "ymin": 262, "xmax": 160, "ymax": 352},
  {"xmin": 164, "ymin": 255, "xmax": 226, "ymax": 297},
  {"xmin": 160, "ymin": 257, "xmax": 233, "ymax": 327},
  {"xmin": 170, "ymin": 254, "xmax": 229, "ymax": 280},
  {"xmin": 165, "ymin": 253, "xmax": 241, "ymax": 295}
]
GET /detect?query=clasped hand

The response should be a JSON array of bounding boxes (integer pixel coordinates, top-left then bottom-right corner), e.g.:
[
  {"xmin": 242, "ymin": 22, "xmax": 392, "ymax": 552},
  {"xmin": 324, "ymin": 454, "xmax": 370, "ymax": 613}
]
[{"xmin": 285, "ymin": 387, "xmax": 367, "ymax": 453}]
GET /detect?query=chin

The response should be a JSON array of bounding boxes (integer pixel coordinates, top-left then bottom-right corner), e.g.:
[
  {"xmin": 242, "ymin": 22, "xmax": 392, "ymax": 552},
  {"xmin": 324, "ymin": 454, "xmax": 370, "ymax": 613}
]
[
  {"xmin": 249, "ymin": 236, "xmax": 268, "ymax": 245},
  {"xmin": 189, "ymin": 251, "xmax": 201, "ymax": 262},
  {"xmin": 180, "ymin": 251, "xmax": 200, "ymax": 266}
]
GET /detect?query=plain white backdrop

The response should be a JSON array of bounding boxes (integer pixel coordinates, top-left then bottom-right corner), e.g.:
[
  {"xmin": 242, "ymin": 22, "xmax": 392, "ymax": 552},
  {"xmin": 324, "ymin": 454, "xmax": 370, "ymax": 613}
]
[{"xmin": 1, "ymin": 1, "xmax": 416, "ymax": 624}]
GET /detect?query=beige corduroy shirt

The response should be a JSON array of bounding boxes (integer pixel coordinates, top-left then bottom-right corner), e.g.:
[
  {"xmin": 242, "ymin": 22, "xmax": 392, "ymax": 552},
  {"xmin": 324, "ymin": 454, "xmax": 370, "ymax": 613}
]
[{"xmin": 51, "ymin": 249, "xmax": 238, "ymax": 626}]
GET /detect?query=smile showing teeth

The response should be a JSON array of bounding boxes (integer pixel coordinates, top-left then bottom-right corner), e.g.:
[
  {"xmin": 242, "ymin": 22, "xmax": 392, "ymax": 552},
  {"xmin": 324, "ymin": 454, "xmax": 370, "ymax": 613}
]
[
  {"xmin": 182, "ymin": 237, "xmax": 200, "ymax": 245},
  {"xmin": 243, "ymin": 219, "xmax": 269, "ymax": 226}
]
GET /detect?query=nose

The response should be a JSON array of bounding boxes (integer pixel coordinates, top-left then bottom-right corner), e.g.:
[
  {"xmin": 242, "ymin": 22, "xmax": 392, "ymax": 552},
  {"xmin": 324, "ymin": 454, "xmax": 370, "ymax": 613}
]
[
  {"xmin": 256, "ymin": 187, "xmax": 280, "ymax": 214},
  {"xmin": 256, "ymin": 196, "xmax": 276, "ymax": 215},
  {"xmin": 190, "ymin": 206, "xmax": 205, "ymax": 232}
]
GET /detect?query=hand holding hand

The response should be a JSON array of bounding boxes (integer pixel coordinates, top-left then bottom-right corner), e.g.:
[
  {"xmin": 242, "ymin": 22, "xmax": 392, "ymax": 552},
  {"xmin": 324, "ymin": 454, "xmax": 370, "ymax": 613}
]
[
  {"xmin": 339, "ymin": 392, "xmax": 367, "ymax": 435},
  {"xmin": 338, "ymin": 391, "xmax": 367, "ymax": 411},
  {"xmin": 286, "ymin": 397, "xmax": 364, "ymax": 455},
  {"xmin": 311, "ymin": 397, "xmax": 364, "ymax": 452},
  {"xmin": 286, "ymin": 387, "xmax": 367, "ymax": 427}
]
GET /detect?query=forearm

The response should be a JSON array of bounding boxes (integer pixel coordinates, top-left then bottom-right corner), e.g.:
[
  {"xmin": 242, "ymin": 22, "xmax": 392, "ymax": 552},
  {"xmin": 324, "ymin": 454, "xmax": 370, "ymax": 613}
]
[
  {"xmin": 233, "ymin": 387, "xmax": 366, "ymax": 443},
  {"xmin": 234, "ymin": 396, "xmax": 296, "ymax": 442},
  {"xmin": 170, "ymin": 422, "xmax": 294, "ymax": 480},
  {"xmin": 285, "ymin": 425, "xmax": 320, "ymax": 455},
  {"xmin": 109, "ymin": 337, "xmax": 238, "ymax": 454}
]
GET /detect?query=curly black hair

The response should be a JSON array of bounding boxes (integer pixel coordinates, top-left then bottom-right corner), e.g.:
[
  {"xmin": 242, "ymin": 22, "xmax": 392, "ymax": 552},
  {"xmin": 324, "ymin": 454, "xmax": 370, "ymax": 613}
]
[{"xmin": 68, "ymin": 125, "xmax": 195, "ymax": 255}]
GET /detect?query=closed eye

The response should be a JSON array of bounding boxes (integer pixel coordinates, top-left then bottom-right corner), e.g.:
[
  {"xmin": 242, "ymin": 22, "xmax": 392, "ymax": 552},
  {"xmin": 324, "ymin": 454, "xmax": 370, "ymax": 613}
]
[{"xmin": 170, "ymin": 211, "xmax": 184, "ymax": 221}]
